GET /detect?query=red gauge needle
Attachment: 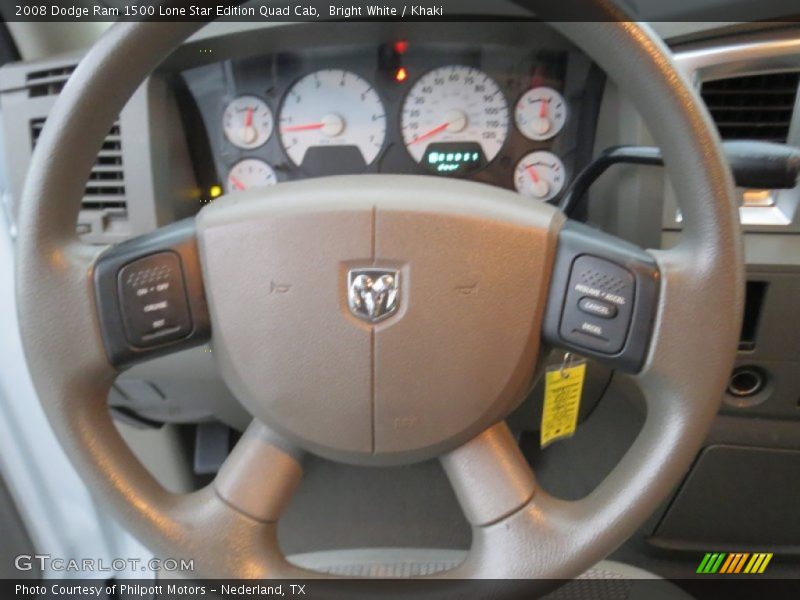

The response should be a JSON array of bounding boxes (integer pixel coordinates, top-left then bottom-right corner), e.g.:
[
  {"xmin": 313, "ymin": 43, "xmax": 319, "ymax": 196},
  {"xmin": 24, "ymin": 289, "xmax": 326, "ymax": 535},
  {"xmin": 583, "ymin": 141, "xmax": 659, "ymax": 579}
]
[
  {"xmin": 409, "ymin": 122, "xmax": 450, "ymax": 145},
  {"xmin": 539, "ymin": 99, "xmax": 548, "ymax": 119},
  {"xmin": 526, "ymin": 165, "xmax": 540, "ymax": 183},
  {"xmin": 281, "ymin": 122, "xmax": 326, "ymax": 133},
  {"xmin": 244, "ymin": 107, "xmax": 254, "ymax": 127},
  {"xmin": 229, "ymin": 175, "xmax": 246, "ymax": 191}
]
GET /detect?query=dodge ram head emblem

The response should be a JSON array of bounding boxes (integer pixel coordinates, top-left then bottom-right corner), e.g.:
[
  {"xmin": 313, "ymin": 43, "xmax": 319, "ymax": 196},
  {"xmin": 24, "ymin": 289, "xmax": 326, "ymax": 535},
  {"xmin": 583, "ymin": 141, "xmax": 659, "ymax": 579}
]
[{"xmin": 347, "ymin": 268, "xmax": 400, "ymax": 323}]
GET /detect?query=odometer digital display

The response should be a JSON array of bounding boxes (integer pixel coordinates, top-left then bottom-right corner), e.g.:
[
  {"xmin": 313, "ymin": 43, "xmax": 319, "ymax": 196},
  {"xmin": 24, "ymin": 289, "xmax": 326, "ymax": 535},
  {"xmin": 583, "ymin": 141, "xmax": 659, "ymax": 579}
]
[{"xmin": 422, "ymin": 142, "xmax": 486, "ymax": 176}]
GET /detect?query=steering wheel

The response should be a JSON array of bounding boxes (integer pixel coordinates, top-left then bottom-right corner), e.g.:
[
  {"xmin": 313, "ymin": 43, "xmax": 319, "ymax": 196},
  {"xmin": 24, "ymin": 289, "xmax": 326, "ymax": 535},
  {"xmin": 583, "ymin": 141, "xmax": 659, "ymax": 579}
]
[{"xmin": 15, "ymin": 6, "xmax": 743, "ymax": 587}]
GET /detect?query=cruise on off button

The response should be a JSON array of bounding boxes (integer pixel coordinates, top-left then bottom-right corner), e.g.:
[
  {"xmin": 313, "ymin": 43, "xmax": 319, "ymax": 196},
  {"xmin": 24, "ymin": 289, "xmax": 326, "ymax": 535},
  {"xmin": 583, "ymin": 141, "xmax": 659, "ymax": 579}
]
[{"xmin": 578, "ymin": 296, "xmax": 618, "ymax": 319}]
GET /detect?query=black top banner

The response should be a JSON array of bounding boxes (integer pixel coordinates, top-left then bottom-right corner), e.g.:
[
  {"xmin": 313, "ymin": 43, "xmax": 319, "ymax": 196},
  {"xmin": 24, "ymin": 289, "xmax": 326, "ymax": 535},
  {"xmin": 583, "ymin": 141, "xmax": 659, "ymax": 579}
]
[{"xmin": 2, "ymin": 0, "xmax": 800, "ymax": 22}]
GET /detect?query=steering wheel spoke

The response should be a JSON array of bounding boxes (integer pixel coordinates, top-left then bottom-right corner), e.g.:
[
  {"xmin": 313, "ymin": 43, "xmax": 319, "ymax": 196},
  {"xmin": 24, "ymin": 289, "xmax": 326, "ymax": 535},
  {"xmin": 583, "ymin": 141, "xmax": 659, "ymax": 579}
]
[
  {"xmin": 92, "ymin": 218, "xmax": 211, "ymax": 369},
  {"xmin": 213, "ymin": 420, "xmax": 304, "ymax": 523},
  {"xmin": 441, "ymin": 422, "xmax": 536, "ymax": 527},
  {"xmin": 442, "ymin": 422, "xmax": 588, "ymax": 580},
  {"xmin": 542, "ymin": 220, "xmax": 660, "ymax": 373}
]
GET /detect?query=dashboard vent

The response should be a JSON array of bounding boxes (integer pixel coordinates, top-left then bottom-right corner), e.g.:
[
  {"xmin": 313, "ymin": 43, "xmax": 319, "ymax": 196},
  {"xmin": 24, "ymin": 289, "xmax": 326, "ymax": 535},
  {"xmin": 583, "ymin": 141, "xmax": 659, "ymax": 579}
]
[
  {"xmin": 701, "ymin": 72, "xmax": 800, "ymax": 142},
  {"xmin": 30, "ymin": 117, "xmax": 126, "ymax": 211},
  {"xmin": 25, "ymin": 64, "xmax": 76, "ymax": 97}
]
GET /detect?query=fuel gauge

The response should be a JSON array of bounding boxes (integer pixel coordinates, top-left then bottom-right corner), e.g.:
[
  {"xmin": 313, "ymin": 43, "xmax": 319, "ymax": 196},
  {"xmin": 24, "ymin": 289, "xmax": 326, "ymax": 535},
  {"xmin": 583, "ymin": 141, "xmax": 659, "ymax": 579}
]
[
  {"xmin": 515, "ymin": 87, "xmax": 567, "ymax": 141},
  {"xmin": 513, "ymin": 151, "xmax": 565, "ymax": 201},
  {"xmin": 223, "ymin": 95, "xmax": 274, "ymax": 149}
]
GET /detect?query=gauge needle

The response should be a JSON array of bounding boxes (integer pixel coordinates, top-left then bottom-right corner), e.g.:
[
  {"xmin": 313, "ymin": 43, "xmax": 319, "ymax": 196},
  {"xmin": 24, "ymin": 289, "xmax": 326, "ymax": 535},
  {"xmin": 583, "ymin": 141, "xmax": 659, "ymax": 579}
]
[
  {"xmin": 281, "ymin": 122, "xmax": 326, "ymax": 132},
  {"xmin": 229, "ymin": 175, "xmax": 246, "ymax": 191},
  {"xmin": 526, "ymin": 164, "xmax": 540, "ymax": 183},
  {"xmin": 409, "ymin": 122, "xmax": 450, "ymax": 145},
  {"xmin": 244, "ymin": 107, "xmax": 254, "ymax": 127},
  {"xmin": 539, "ymin": 99, "xmax": 548, "ymax": 119}
]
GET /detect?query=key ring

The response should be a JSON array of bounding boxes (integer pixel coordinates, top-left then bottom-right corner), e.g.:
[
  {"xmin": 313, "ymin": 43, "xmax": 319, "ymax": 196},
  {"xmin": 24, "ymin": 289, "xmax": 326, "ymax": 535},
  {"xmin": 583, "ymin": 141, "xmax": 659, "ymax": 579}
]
[{"xmin": 560, "ymin": 352, "xmax": 577, "ymax": 378}]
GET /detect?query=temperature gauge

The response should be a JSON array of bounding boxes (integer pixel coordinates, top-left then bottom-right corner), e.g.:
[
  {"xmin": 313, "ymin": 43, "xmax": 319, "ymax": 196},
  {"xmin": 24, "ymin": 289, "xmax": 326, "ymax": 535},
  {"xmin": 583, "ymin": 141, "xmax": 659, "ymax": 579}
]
[
  {"xmin": 513, "ymin": 151, "xmax": 565, "ymax": 201},
  {"xmin": 515, "ymin": 87, "xmax": 567, "ymax": 141},
  {"xmin": 223, "ymin": 96, "xmax": 274, "ymax": 149},
  {"xmin": 226, "ymin": 159, "xmax": 277, "ymax": 193}
]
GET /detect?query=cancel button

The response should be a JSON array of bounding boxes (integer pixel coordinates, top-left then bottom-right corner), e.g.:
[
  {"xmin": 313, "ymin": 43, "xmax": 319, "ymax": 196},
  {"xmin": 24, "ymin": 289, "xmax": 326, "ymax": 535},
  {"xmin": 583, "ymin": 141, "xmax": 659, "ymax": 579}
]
[{"xmin": 578, "ymin": 296, "xmax": 618, "ymax": 319}]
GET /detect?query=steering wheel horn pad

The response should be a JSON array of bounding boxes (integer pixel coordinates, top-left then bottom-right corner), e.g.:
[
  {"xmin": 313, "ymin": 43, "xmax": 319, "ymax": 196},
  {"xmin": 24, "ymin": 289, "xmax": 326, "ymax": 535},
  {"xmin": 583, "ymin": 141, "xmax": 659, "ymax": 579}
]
[{"xmin": 197, "ymin": 176, "xmax": 563, "ymax": 465}]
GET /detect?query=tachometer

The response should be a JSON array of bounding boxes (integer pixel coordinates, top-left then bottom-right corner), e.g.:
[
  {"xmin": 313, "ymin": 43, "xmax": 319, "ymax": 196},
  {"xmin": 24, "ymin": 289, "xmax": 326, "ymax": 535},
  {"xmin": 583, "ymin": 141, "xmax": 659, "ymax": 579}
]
[
  {"xmin": 223, "ymin": 95, "xmax": 273, "ymax": 149},
  {"xmin": 401, "ymin": 65, "xmax": 509, "ymax": 175},
  {"xmin": 278, "ymin": 69, "xmax": 386, "ymax": 168}
]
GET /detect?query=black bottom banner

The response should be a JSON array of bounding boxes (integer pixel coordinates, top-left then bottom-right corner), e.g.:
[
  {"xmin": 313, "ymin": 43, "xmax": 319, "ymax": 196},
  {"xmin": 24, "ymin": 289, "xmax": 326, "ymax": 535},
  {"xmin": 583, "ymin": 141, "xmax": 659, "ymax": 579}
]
[{"xmin": 3, "ymin": 578, "xmax": 800, "ymax": 600}]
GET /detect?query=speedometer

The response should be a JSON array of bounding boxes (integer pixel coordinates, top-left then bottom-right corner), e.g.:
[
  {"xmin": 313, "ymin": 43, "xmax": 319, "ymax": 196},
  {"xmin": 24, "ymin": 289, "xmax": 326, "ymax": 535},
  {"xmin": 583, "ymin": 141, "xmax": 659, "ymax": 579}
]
[
  {"xmin": 401, "ymin": 65, "xmax": 509, "ymax": 175},
  {"xmin": 278, "ymin": 69, "xmax": 386, "ymax": 169}
]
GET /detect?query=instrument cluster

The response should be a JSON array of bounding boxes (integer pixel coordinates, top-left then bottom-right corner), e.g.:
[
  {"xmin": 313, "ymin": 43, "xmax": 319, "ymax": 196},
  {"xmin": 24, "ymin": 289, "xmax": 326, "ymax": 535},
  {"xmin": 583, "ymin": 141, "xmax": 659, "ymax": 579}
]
[{"xmin": 182, "ymin": 33, "xmax": 602, "ymax": 206}]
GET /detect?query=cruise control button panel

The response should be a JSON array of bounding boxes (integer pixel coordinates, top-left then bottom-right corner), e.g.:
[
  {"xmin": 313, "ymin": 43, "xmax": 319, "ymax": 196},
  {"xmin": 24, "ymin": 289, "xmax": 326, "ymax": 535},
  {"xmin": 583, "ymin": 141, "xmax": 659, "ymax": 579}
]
[
  {"xmin": 93, "ymin": 219, "xmax": 210, "ymax": 368},
  {"xmin": 559, "ymin": 256, "xmax": 634, "ymax": 354},
  {"xmin": 542, "ymin": 221, "xmax": 660, "ymax": 373},
  {"xmin": 118, "ymin": 252, "xmax": 192, "ymax": 348}
]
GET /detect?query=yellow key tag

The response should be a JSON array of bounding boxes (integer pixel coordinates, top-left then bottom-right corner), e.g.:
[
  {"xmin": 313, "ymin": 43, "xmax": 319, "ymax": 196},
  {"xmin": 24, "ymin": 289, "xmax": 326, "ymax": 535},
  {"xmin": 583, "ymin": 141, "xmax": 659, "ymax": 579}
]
[{"xmin": 540, "ymin": 354, "xmax": 586, "ymax": 448}]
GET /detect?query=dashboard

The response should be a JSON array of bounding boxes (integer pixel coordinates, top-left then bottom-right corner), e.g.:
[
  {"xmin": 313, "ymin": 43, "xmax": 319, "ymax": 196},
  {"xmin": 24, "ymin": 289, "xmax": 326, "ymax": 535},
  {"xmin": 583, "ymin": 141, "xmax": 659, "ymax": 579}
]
[{"xmin": 179, "ymin": 23, "xmax": 604, "ymax": 207}]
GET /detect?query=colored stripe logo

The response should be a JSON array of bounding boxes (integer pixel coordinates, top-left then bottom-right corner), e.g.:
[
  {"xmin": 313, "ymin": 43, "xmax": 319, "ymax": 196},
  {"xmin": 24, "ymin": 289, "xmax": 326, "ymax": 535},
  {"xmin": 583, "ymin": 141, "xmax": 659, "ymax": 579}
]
[{"xmin": 697, "ymin": 552, "xmax": 773, "ymax": 574}]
